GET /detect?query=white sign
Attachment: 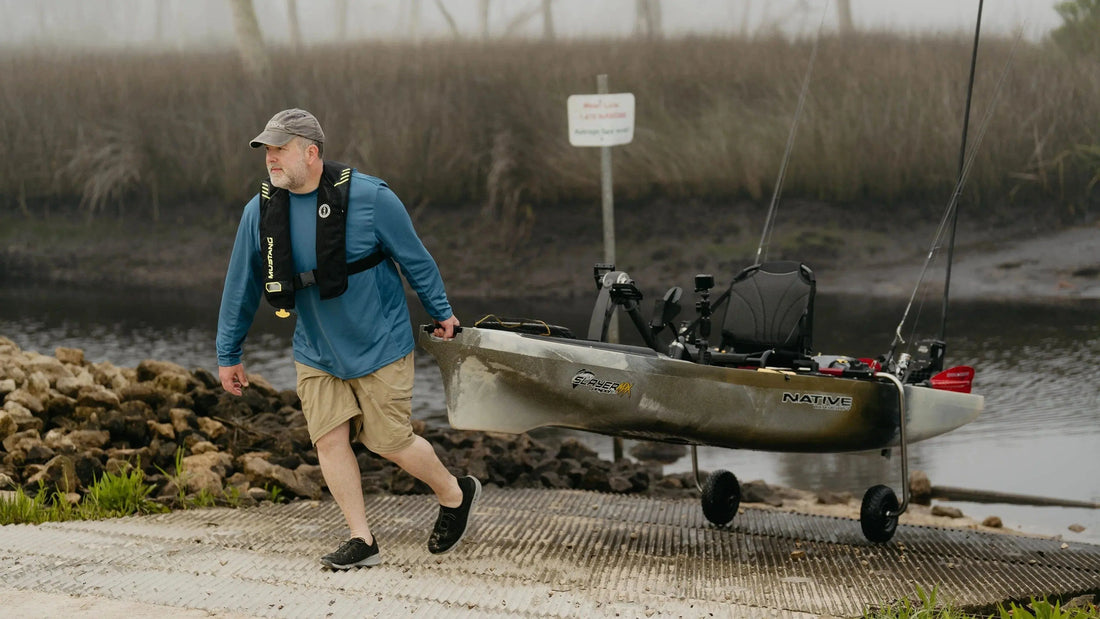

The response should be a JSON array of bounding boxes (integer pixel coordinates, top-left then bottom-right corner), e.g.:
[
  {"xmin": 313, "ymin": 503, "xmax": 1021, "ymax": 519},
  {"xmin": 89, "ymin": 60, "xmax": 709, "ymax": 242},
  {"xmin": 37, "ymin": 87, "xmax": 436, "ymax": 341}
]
[{"xmin": 567, "ymin": 93, "xmax": 635, "ymax": 147}]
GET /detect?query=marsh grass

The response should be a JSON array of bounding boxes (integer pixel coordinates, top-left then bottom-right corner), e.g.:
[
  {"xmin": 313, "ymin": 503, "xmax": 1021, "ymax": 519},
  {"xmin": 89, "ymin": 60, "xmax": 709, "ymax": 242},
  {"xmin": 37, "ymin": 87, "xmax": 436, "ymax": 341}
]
[{"xmin": 1, "ymin": 34, "xmax": 1097, "ymax": 227}]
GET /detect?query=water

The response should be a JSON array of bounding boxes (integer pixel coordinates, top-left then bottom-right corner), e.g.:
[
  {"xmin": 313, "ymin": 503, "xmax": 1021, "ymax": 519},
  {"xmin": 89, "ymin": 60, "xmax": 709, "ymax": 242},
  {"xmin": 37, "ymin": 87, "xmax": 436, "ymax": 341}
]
[{"xmin": 2, "ymin": 285, "xmax": 1098, "ymax": 544}]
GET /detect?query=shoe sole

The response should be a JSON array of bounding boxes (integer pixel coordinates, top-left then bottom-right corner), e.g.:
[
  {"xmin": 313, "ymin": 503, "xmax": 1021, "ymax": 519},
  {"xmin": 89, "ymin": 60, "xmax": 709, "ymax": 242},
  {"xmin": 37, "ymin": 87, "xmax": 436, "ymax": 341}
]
[
  {"xmin": 430, "ymin": 476, "xmax": 482, "ymax": 555},
  {"xmin": 320, "ymin": 554, "xmax": 381, "ymax": 570}
]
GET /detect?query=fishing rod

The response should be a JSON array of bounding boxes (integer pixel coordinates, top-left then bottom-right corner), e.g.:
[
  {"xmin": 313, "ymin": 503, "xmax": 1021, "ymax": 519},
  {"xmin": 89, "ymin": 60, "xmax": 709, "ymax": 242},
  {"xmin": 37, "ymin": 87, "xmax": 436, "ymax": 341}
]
[
  {"xmin": 887, "ymin": 27, "xmax": 1023, "ymax": 366},
  {"xmin": 754, "ymin": 0, "xmax": 830, "ymax": 265},
  {"xmin": 940, "ymin": 0, "xmax": 985, "ymax": 343}
]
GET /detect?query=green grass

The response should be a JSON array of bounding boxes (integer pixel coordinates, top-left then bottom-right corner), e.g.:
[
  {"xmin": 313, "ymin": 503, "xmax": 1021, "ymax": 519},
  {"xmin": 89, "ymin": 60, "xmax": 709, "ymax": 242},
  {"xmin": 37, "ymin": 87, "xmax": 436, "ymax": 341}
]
[
  {"xmin": 0, "ymin": 469, "xmax": 165, "ymax": 524},
  {"xmin": 864, "ymin": 585, "xmax": 1100, "ymax": 619},
  {"xmin": 0, "ymin": 453, "xmax": 244, "ymax": 525}
]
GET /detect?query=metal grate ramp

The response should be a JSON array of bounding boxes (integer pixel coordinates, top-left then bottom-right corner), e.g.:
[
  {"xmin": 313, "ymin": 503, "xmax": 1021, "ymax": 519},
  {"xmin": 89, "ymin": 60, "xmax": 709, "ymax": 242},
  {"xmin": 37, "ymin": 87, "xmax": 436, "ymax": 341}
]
[{"xmin": 1, "ymin": 488, "xmax": 1097, "ymax": 617}]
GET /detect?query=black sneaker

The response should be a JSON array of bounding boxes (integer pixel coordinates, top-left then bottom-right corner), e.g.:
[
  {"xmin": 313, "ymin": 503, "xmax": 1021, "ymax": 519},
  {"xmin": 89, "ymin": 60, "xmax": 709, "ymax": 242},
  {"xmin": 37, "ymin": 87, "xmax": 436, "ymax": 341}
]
[
  {"xmin": 320, "ymin": 537, "xmax": 380, "ymax": 569},
  {"xmin": 428, "ymin": 475, "xmax": 481, "ymax": 555}
]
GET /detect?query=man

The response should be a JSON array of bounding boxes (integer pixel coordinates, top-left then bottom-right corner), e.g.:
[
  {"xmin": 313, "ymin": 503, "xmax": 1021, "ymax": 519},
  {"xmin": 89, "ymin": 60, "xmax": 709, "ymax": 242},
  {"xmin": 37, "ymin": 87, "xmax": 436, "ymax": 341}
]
[{"xmin": 216, "ymin": 108, "xmax": 479, "ymax": 570}]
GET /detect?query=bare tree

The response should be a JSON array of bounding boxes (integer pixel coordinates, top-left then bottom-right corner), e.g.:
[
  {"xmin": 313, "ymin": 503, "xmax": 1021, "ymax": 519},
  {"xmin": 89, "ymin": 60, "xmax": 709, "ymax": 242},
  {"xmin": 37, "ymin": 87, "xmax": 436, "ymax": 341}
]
[
  {"xmin": 634, "ymin": 0, "xmax": 662, "ymax": 39},
  {"xmin": 836, "ymin": 0, "xmax": 854, "ymax": 35},
  {"xmin": 406, "ymin": 0, "xmax": 422, "ymax": 40},
  {"xmin": 287, "ymin": 0, "xmax": 302, "ymax": 49},
  {"xmin": 434, "ymin": 0, "xmax": 460, "ymax": 39},
  {"xmin": 228, "ymin": 0, "xmax": 270, "ymax": 79},
  {"xmin": 335, "ymin": 0, "xmax": 348, "ymax": 40},
  {"xmin": 503, "ymin": 2, "xmax": 543, "ymax": 38},
  {"xmin": 542, "ymin": 0, "xmax": 555, "ymax": 39},
  {"xmin": 478, "ymin": 0, "xmax": 490, "ymax": 39}
]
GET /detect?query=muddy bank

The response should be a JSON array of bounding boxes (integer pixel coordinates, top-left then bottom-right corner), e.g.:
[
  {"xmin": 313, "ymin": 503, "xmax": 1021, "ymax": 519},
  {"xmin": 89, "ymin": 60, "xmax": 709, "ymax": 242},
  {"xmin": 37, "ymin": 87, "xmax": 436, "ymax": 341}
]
[{"xmin": 2, "ymin": 201, "xmax": 1097, "ymax": 303}]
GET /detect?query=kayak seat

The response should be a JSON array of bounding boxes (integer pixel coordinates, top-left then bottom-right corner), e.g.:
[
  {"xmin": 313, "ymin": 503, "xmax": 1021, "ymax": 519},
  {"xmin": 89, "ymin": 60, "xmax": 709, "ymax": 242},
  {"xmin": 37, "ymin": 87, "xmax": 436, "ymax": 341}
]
[{"xmin": 717, "ymin": 261, "xmax": 815, "ymax": 364}]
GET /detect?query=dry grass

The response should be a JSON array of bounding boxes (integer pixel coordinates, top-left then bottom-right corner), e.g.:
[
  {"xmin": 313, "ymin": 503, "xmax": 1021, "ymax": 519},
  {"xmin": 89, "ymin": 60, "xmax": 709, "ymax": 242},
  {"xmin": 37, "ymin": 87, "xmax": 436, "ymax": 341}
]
[{"xmin": 1, "ymin": 34, "xmax": 1097, "ymax": 224}]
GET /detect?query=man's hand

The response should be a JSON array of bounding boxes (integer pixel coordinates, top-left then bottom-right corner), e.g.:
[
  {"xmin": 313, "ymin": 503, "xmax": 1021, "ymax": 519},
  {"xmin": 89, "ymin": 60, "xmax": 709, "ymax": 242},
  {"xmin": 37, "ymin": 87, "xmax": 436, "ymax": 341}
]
[
  {"xmin": 433, "ymin": 315, "xmax": 460, "ymax": 340},
  {"xmin": 219, "ymin": 364, "xmax": 250, "ymax": 396}
]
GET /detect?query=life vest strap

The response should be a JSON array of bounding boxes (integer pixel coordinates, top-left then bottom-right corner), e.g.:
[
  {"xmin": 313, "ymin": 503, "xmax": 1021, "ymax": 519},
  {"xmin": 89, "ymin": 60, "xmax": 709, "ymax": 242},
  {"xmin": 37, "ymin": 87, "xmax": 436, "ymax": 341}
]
[{"xmin": 292, "ymin": 249, "xmax": 387, "ymax": 291}]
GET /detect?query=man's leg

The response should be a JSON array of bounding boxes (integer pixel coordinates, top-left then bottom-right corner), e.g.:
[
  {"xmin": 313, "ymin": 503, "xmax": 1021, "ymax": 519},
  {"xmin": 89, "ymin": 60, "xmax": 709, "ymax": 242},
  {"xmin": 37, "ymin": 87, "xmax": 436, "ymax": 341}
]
[
  {"xmin": 381, "ymin": 435, "xmax": 462, "ymax": 507},
  {"xmin": 315, "ymin": 421, "xmax": 373, "ymax": 543},
  {"xmin": 381, "ymin": 436, "xmax": 481, "ymax": 554}
]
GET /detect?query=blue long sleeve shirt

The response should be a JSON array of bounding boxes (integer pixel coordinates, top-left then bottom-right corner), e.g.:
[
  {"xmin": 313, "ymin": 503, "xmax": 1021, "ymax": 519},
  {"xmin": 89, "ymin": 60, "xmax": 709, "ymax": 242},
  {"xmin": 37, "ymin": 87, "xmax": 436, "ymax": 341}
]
[{"xmin": 216, "ymin": 171, "xmax": 453, "ymax": 379}]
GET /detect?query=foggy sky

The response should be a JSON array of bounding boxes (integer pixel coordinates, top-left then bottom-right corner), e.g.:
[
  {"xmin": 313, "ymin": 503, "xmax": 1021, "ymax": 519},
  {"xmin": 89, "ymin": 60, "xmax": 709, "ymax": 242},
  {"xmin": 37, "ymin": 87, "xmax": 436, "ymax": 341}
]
[{"xmin": 0, "ymin": 0, "xmax": 1064, "ymax": 49}]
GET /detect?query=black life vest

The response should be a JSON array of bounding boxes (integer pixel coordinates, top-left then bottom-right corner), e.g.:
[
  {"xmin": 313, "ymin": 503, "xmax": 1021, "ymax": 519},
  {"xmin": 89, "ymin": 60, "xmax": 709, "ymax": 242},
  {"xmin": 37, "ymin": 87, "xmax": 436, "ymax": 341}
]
[{"xmin": 258, "ymin": 161, "xmax": 385, "ymax": 311}]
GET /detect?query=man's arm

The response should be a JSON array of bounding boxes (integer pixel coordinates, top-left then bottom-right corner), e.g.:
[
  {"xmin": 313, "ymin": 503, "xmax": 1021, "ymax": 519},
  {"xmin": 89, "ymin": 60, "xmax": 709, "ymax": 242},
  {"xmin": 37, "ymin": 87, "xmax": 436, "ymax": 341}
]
[
  {"xmin": 373, "ymin": 185, "xmax": 454, "ymax": 323},
  {"xmin": 216, "ymin": 197, "xmax": 264, "ymax": 385}
]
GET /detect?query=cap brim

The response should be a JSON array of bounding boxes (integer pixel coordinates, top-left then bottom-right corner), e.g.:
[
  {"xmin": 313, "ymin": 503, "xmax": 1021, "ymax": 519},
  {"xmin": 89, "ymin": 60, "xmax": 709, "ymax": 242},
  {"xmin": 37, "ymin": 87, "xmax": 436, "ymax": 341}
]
[{"xmin": 249, "ymin": 129, "xmax": 295, "ymax": 148}]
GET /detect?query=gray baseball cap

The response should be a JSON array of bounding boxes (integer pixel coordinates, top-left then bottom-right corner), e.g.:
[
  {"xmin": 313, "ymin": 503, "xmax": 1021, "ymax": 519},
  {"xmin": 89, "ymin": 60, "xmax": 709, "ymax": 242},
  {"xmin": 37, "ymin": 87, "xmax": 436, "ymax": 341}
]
[{"xmin": 249, "ymin": 108, "xmax": 326, "ymax": 148}]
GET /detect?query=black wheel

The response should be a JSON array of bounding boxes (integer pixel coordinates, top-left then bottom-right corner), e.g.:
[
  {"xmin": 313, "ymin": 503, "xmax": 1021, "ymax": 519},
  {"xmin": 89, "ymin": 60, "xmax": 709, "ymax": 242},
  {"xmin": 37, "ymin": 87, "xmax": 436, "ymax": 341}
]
[
  {"xmin": 701, "ymin": 470, "xmax": 741, "ymax": 526},
  {"xmin": 860, "ymin": 484, "xmax": 900, "ymax": 543}
]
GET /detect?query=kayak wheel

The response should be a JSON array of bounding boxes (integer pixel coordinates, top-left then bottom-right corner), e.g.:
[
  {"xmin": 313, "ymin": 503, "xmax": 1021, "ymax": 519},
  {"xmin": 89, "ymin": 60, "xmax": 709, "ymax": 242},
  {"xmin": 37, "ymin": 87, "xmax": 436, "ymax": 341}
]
[
  {"xmin": 701, "ymin": 470, "xmax": 741, "ymax": 526},
  {"xmin": 860, "ymin": 484, "xmax": 899, "ymax": 543}
]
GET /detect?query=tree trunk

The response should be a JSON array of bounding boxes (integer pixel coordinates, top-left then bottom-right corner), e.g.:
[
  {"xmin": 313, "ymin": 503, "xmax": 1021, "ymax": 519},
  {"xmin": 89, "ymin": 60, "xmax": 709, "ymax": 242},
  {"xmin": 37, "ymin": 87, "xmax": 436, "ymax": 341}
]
[
  {"xmin": 287, "ymin": 0, "xmax": 302, "ymax": 49},
  {"xmin": 542, "ymin": 0, "xmax": 555, "ymax": 39},
  {"xmin": 228, "ymin": 0, "xmax": 270, "ymax": 80},
  {"xmin": 434, "ymin": 0, "xmax": 460, "ymax": 39},
  {"xmin": 478, "ymin": 0, "xmax": 490, "ymax": 39},
  {"xmin": 837, "ymin": 0, "xmax": 854, "ymax": 35},
  {"xmin": 407, "ymin": 0, "xmax": 422, "ymax": 40},
  {"xmin": 634, "ymin": 0, "xmax": 662, "ymax": 39},
  {"xmin": 335, "ymin": 0, "xmax": 348, "ymax": 40}
]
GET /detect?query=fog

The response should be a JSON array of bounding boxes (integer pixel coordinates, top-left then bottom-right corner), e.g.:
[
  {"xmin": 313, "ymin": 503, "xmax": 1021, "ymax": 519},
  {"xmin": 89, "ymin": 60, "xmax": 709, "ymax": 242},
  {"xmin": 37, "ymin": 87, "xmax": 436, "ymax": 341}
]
[{"xmin": 0, "ymin": 0, "xmax": 1064, "ymax": 50}]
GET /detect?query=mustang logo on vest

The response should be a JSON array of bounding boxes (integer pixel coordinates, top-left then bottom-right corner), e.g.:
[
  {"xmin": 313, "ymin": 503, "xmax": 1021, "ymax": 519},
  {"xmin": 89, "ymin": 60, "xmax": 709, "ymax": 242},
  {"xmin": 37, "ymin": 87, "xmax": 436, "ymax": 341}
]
[{"xmin": 258, "ymin": 162, "xmax": 385, "ymax": 313}]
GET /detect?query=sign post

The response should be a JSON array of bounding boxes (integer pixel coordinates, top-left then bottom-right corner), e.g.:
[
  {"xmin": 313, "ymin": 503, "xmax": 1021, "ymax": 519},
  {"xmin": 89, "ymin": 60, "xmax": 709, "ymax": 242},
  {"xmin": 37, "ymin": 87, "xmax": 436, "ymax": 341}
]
[
  {"xmin": 567, "ymin": 75, "xmax": 635, "ymax": 461},
  {"xmin": 566, "ymin": 76, "xmax": 636, "ymax": 346}
]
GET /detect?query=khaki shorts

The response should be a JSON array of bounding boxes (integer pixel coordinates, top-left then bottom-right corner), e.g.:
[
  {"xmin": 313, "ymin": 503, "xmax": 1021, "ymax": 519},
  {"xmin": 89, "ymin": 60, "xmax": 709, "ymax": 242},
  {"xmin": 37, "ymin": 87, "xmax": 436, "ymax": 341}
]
[{"xmin": 295, "ymin": 352, "xmax": 416, "ymax": 455}]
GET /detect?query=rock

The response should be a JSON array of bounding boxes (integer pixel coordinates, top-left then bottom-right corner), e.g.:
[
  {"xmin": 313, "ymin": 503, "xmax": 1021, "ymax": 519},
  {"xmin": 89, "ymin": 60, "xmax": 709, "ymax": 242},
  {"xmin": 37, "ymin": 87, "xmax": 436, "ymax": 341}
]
[
  {"xmin": 3, "ymin": 429, "xmax": 41, "ymax": 455},
  {"xmin": 75, "ymin": 385, "xmax": 122, "ymax": 409},
  {"xmin": 118, "ymin": 382, "xmax": 166, "ymax": 409},
  {"xmin": 169, "ymin": 408, "xmax": 196, "ymax": 433},
  {"xmin": 931, "ymin": 504, "xmax": 964, "ymax": 518},
  {"xmin": 147, "ymin": 420, "xmax": 175, "ymax": 440},
  {"xmin": 136, "ymin": 359, "xmax": 190, "ymax": 382},
  {"xmin": 190, "ymin": 440, "xmax": 219, "ymax": 455},
  {"xmin": 558, "ymin": 437, "xmax": 598, "ymax": 461},
  {"xmin": 816, "ymin": 490, "xmax": 853, "ymax": 505},
  {"xmin": 629, "ymin": 441, "xmax": 687, "ymax": 464},
  {"xmin": 154, "ymin": 372, "xmax": 197, "ymax": 394},
  {"xmin": 181, "ymin": 451, "xmax": 234, "ymax": 495},
  {"xmin": 237, "ymin": 452, "xmax": 322, "ymax": 500},
  {"xmin": 69, "ymin": 430, "xmax": 112, "ymax": 452},
  {"xmin": 0, "ymin": 378, "xmax": 16, "ymax": 398},
  {"xmin": 982, "ymin": 516, "xmax": 1003, "ymax": 528},
  {"xmin": 742, "ymin": 479, "xmax": 783, "ymax": 506},
  {"xmin": 5, "ymin": 388, "xmax": 44, "ymax": 414},
  {"xmin": 1064, "ymin": 595, "xmax": 1098, "ymax": 610},
  {"xmin": 0, "ymin": 411, "xmax": 16, "ymax": 442},
  {"xmin": 0, "ymin": 472, "xmax": 15, "ymax": 489},
  {"xmin": 25, "ymin": 352, "xmax": 74, "ymax": 385},
  {"xmin": 1068, "ymin": 523, "xmax": 1086, "ymax": 533},
  {"xmin": 27, "ymin": 455, "xmax": 78, "ymax": 494},
  {"xmin": 54, "ymin": 347, "xmax": 85, "ymax": 366},
  {"xmin": 909, "ymin": 470, "xmax": 932, "ymax": 505}
]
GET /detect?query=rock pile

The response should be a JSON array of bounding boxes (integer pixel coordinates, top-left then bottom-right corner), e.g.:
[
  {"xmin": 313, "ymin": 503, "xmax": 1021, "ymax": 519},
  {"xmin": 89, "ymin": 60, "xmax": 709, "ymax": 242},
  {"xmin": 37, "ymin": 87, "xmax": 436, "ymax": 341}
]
[{"xmin": 0, "ymin": 337, "xmax": 699, "ymax": 509}]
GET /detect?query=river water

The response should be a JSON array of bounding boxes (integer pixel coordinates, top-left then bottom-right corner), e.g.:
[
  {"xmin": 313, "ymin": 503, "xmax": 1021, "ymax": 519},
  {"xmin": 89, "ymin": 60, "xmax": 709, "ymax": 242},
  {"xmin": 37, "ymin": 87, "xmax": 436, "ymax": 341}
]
[{"xmin": 2, "ymin": 285, "xmax": 1098, "ymax": 545}]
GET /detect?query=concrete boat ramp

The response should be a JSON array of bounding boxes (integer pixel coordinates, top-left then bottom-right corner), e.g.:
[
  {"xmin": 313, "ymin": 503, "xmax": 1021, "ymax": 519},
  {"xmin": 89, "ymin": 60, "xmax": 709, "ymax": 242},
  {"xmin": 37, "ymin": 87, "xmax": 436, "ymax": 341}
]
[{"xmin": 1, "ymin": 488, "xmax": 1097, "ymax": 618}]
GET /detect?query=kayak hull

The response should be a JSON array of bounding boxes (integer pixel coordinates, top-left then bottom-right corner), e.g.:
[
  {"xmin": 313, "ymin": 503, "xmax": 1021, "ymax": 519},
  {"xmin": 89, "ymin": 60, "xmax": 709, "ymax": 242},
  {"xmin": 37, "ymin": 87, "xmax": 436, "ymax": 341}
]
[{"xmin": 419, "ymin": 327, "xmax": 982, "ymax": 453}]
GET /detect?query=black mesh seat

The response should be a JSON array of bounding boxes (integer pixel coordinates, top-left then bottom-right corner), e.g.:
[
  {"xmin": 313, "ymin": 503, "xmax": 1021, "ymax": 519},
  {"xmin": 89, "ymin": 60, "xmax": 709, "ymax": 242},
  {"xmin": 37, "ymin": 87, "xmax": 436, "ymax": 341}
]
[{"xmin": 717, "ymin": 261, "xmax": 815, "ymax": 360}]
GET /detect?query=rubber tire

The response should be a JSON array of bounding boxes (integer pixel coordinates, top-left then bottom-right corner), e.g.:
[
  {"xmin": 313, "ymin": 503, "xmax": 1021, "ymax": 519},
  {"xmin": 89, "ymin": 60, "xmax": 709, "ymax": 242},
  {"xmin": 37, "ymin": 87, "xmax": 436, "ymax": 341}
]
[
  {"xmin": 860, "ymin": 484, "xmax": 900, "ymax": 543},
  {"xmin": 701, "ymin": 470, "xmax": 741, "ymax": 526}
]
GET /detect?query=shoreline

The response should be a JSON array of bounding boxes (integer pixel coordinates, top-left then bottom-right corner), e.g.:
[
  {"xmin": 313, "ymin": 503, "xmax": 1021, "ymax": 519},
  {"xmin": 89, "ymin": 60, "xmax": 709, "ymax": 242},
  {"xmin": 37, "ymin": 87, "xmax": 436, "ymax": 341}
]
[{"xmin": 2, "ymin": 202, "xmax": 1097, "ymax": 304}]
